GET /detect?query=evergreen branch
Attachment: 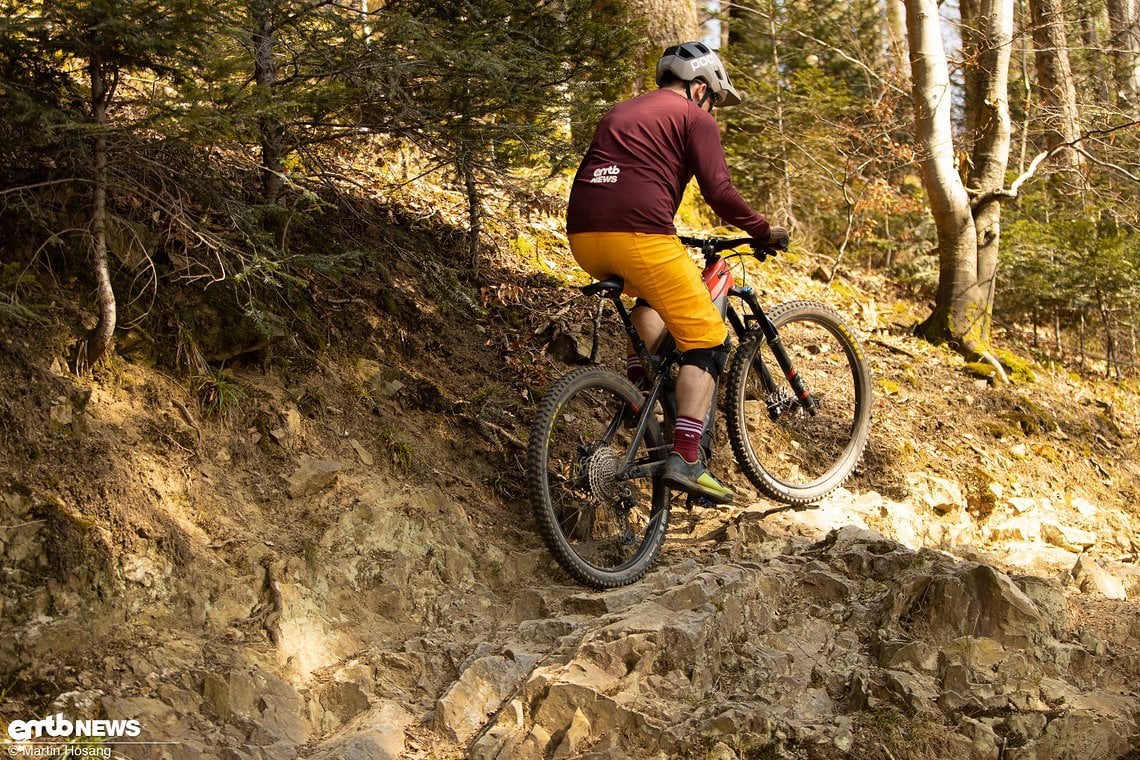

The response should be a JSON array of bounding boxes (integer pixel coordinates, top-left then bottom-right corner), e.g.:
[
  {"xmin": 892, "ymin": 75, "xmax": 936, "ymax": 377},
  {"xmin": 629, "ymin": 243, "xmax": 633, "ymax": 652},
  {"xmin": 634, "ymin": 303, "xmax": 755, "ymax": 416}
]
[{"xmin": 0, "ymin": 178, "xmax": 93, "ymax": 197}]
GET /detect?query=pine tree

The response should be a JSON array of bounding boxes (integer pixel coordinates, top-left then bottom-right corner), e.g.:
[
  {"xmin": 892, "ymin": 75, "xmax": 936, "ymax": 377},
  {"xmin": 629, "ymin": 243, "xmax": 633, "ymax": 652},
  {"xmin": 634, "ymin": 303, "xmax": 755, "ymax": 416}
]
[{"xmin": 0, "ymin": 0, "xmax": 210, "ymax": 370}]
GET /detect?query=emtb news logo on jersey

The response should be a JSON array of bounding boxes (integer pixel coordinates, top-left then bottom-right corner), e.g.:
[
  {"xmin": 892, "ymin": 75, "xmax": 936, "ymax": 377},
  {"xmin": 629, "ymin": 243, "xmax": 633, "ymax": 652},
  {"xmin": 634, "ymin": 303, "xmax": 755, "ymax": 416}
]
[{"xmin": 589, "ymin": 164, "xmax": 620, "ymax": 184}]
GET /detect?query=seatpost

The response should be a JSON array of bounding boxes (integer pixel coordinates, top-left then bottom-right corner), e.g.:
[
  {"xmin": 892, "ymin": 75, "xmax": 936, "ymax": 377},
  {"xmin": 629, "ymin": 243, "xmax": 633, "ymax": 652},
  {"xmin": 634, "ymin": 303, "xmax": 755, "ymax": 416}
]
[{"xmin": 606, "ymin": 297, "xmax": 658, "ymax": 385}]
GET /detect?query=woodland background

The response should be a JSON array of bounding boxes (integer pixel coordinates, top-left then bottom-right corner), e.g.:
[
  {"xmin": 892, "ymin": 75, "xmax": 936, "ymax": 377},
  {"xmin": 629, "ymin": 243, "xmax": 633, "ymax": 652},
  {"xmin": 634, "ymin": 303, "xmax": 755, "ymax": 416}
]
[
  {"xmin": 3, "ymin": 4, "xmax": 1140, "ymax": 757},
  {"xmin": 0, "ymin": 0, "xmax": 1138, "ymax": 380}
]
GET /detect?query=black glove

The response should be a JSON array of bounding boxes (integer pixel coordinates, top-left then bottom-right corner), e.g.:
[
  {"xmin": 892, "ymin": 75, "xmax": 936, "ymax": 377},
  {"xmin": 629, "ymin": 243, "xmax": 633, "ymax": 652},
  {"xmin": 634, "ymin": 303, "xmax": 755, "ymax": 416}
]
[{"xmin": 765, "ymin": 226, "xmax": 790, "ymax": 251}]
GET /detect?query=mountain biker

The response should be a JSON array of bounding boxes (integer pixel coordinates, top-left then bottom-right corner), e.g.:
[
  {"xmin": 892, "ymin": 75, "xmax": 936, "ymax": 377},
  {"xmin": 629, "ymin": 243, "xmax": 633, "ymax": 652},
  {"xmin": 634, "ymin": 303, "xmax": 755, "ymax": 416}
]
[{"xmin": 566, "ymin": 41, "xmax": 788, "ymax": 506}]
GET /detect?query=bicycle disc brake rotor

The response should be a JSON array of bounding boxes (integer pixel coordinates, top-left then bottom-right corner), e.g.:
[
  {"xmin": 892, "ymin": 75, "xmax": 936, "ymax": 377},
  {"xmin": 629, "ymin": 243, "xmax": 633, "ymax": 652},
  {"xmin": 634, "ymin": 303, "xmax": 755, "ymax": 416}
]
[{"xmin": 585, "ymin": 447, "xmax": 624, "ymax": 502}]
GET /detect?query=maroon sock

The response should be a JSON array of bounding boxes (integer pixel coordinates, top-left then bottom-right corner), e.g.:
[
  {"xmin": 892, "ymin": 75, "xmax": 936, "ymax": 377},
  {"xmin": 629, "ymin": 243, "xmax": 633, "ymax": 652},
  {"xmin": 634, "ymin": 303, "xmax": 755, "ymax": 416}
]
[
  {"xmin": 673, "ymin": 416, "xmax": 704, "ymax": 463},
  {"xmin": 626, "ymin": 355, "xmax": 645, "ymax": 387}
]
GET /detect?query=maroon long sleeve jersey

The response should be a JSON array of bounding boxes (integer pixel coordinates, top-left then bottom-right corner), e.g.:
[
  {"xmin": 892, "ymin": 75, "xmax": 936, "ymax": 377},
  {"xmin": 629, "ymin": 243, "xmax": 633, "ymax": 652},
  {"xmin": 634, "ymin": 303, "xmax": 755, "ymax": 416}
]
[{"xmin": 566, "ymin": 88, "xmax": 770, "ymax": 241}]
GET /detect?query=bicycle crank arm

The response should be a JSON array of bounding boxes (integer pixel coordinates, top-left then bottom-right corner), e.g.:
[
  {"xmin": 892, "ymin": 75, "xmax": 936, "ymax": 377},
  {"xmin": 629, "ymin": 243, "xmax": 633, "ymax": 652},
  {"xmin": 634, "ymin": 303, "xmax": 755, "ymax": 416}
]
[{"xmin": 621, "ymin": 460, "xmax": 666, "ymax": 481}]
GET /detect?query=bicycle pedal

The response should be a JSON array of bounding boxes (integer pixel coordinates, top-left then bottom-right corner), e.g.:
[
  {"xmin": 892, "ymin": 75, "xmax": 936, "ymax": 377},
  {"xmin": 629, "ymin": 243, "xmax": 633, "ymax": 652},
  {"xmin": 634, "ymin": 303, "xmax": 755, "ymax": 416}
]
[
  {"xmin": 685, "ymin": 494, "xmax": 717, "ymax": 510},
  {"xmin": 684, "ymin": 493, "xmax": 735, "ymax": 510}
]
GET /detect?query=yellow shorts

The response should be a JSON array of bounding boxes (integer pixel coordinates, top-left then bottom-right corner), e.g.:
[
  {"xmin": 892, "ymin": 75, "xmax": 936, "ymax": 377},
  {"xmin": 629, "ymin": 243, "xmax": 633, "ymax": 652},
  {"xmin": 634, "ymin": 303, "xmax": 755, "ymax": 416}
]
[{"xmin": 569, "ymin": 231, "xmax": 727, "ymax": 352}]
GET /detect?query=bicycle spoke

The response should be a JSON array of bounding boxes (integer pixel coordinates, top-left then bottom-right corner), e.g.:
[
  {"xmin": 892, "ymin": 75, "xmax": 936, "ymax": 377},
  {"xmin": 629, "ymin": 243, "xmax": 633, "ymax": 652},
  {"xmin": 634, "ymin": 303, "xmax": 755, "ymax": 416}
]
[
  {"xmin": 726, "ymin": 301, "xmax": 871, "ymax": 504},
  {"xmin": 529, "ymin": 367, "xmax": 670, "ymax": 587}
]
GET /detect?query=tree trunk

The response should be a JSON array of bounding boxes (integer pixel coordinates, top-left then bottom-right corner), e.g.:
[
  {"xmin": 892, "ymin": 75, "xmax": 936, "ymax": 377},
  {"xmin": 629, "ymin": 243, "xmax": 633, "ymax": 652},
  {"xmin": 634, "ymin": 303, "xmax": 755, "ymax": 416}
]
[
  {"xmin": 1094, "ymin": 284, "xmax": 1119, "ymax": 379},
  {"xmin": 1130, "ymin": 321, "xmax": 1136, "ymax": 371},
  {"xmin": 961, "ymin": 0, "xmax": 981, "ymax": 137},
  {"xmin": 965, "ymin": 0, "xmax": 1014, "ymax": 352},
  {"xmin": 769, "ymin": 15, "xmax": 794, "ymax": 224},
  {"xmin": 1107, "ymin": 0, "xmax": 1140, "ymax": 103},
  {"xmin": 252, "ymin": 0, "xmax": 285, "ymax": 204},
  {"xmin": 1080, "ymin": 9, "xmax": 1111, "ymax": 104},
  {"xmin": 627, "ymin": 0, "xmax": 699, "ymax": 92},
  {"xmin": 1017, "ymin": 0, "xmax": 1033, "ymax": 172},
  {"xmin": 885, "ymin": 0, "xmax": 910, "ymax": 81},
  {"xmin": 1078, "ymin": 311, "xmax": 1086, "ymax": 369},
  {"xmin": 1027, "ymin": 0, "xmax": 1084, "ymax": 173},
  {"xmin": 1054, "ymin": 311, "xmax": 1061, "ymax": 359},
  {"xmin": 902, "ymin": 0, "xmax": 984, "ymax": 350},
  {"xmin": 902, "ymin": 0, "xmax": 1012, "ymax": 378},
  {"xmin": 75, "ymin": 56, "xmax": 117, "ymax": 373},
  {"xmin": 460, "ymin": 157, "xmax": 481, "ymax": 269}
]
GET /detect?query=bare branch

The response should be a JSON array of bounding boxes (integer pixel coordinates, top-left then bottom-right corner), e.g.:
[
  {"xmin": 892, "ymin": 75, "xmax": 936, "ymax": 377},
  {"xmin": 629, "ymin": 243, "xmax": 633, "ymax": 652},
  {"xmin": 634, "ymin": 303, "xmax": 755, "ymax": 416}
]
[
  {"xmin": 1072, "ymin": 146, "xmax": 1140, "ymax": 182},
  {"xmin": 725, "ymin": 2, "xmax": 911, "ymax": 98},
  {"xmin": 969, "ymin": 118, "xmax": 1140, "ymax": 207}
]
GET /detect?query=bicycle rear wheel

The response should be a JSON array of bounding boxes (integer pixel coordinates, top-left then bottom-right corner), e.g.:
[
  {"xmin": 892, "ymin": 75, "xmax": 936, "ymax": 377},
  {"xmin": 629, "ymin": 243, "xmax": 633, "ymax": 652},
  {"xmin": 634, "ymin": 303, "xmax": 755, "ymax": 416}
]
[
  {"xmin": 528, "ymin": 366, "xmax": 670, "ymax": 588},
  {"xmin": 725, "ymin": 300, "xmax": 872, "ymax": 504}
]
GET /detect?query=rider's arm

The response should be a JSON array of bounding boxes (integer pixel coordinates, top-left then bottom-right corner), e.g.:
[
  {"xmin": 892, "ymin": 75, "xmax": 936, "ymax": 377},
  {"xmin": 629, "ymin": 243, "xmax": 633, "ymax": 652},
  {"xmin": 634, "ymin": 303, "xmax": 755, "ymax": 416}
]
[{"xmin": 686, "ymin": 111, "xmax": 771, "ymax": 241}]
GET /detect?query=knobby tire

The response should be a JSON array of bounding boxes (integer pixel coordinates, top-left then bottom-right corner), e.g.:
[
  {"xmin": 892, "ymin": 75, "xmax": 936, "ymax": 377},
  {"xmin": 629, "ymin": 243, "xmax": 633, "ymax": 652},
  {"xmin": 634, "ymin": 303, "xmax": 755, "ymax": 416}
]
[
  {"xmin": 725, "ymin": 300, "xmax": 872, "ymax": 504},
  {"xmin": 528, "ymin": 366, "xmax": 670, "ymax": 588}
]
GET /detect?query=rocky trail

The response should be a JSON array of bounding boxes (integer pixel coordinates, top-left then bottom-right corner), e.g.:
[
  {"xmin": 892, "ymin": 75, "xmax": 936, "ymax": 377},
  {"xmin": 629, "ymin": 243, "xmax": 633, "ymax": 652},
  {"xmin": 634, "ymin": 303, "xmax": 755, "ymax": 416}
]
[{"xmin": 2, "ymin": 249, "xmax": 1139, "ymax": 759}]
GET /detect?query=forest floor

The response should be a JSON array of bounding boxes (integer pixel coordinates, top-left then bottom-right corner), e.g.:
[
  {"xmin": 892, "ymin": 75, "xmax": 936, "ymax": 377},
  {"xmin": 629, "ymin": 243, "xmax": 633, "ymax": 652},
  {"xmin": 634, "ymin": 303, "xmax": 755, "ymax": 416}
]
[{"xmin": 1, "ymin": 186, "xmax": 1138, "ymax": 758}]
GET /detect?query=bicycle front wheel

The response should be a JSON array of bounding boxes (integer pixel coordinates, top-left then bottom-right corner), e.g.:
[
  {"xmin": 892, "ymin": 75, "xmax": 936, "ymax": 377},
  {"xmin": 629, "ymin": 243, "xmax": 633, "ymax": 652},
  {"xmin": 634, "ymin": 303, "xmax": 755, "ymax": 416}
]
[
  {"xmin": 528, "ymin": 366, "xmax": 670, "ymax": 588},
  {"xmin": 725, "ymin": 300, "xmax": 872, "ymax": 505}
]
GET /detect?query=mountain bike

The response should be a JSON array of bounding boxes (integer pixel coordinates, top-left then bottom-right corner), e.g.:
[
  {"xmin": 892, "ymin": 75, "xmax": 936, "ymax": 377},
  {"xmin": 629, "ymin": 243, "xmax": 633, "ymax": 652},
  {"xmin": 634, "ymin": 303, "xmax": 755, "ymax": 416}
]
[{"xmin": 528, "ymin": 236, "xmax": 872, "ymax": 588}]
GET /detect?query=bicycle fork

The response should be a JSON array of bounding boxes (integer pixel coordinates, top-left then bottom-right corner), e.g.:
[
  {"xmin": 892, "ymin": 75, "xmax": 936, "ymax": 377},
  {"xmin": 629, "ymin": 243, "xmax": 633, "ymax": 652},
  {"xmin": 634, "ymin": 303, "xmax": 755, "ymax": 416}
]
[{"xmin": 731, "ymin": 286, "xmax": 819, "ymax": 419}]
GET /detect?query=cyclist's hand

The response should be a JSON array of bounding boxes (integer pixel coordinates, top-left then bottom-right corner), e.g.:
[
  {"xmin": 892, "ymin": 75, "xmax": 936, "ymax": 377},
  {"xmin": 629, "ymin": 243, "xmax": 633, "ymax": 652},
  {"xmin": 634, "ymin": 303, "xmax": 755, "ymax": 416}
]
[{"xmin": 764, "ymin": 226, "xmax": 790, "ymax": 252}]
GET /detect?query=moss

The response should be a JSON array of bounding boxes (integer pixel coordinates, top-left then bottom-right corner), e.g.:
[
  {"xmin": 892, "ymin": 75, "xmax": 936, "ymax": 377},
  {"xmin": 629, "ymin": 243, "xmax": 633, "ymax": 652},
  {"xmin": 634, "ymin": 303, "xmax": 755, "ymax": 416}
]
[
  {"xmin": 993, "ymin": 347, "xmax": 1038, "ymax": 383},
  {"xmin": 964, "ymin": 361, "xmax": 997, "ymax": 380},
  {"xmin": 509, "ymin": 234, "xmax": 537, "ymax": 261},
  {"xmin": 996, "ymin": 394, "xmax": 1068, "ymax": 439},
  {"xmin": 964, "ymin": 466, "xmax": 999, "ymax": 520},
  {"xmin": 1004, "ymin": 410, "xmax": 1040, "ymax": 434},
  {"xmin": 1032, "ymin": 443, "xmax": 1063, "ymax": 463},
  {"xmin": 983, "ymin": 420, "xmax": 1019, "ymax": 439},
  {"xmin": 828, "ymin": 278, "xmax": 864, "ymax": 302}
]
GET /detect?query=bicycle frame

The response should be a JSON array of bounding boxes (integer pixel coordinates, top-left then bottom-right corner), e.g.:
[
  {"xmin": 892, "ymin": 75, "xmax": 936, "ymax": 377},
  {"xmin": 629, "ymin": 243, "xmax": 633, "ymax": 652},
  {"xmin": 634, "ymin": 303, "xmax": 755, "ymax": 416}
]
[{"xmin": 582, "ymin": 249, "xmax": 819, "ymax": 490}]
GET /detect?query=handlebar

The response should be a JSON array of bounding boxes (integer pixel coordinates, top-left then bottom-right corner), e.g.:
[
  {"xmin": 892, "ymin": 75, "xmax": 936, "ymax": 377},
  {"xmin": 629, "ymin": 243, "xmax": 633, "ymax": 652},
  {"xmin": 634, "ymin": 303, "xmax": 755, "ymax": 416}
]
[{"xmin": 678, "ymin": 235, "xmax": 785, "ymax": 260}]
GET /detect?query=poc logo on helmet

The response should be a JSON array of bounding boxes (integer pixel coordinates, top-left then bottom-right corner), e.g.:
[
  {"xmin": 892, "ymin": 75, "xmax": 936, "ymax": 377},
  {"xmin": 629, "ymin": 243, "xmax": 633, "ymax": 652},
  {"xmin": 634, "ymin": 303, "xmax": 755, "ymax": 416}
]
[{"xmin": 689, "ymin": 55, "xmax": 716, "ymax": 71}]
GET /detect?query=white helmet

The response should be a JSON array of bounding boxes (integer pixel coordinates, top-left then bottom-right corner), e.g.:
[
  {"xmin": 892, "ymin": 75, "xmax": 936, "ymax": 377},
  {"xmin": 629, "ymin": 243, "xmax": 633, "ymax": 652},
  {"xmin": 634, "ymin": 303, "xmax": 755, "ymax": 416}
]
[{"xmin": 655, "ymin": 41, "xmax": 742, "ymax": 107}]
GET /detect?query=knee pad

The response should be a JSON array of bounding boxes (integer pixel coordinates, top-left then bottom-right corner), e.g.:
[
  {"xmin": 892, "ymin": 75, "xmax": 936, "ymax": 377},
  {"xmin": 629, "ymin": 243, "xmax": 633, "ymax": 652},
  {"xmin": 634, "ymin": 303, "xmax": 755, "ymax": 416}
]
[{"xmin": 680, "ymin": 336, "xmax": 732, "ymax": 377}]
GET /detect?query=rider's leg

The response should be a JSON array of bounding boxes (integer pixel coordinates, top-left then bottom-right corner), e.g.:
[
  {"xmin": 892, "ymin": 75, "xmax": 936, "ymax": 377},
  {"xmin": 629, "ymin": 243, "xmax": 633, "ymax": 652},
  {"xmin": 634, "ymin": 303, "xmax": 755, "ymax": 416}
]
[
  {"xmin": 627, "ymin": 303, "xmax": 665, "ymax": 386},
  {"xmin": 630, "ymin": 303, "xmax": 666, "ymax": 350},
  {"xmin": 671, "ymin": 339, "xmax": 729, "ymax": 461},
  {"xmin": 629, "ymin": 302, "xmax": 721, "ymax": 468},
  {"xmin": 672, "ymin": 364, "xmax": 716, "ymax": 459},
  {"xmin": 675, "ymin": 364, "xmax": 716, "ymax": 420},
  {"xmin": 567, "ymin": 232, "xmax": 731, "ymax": 502},
  {"xmin": 663, "ymin": 339, "xmax": 733, "ymax": 503}
]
